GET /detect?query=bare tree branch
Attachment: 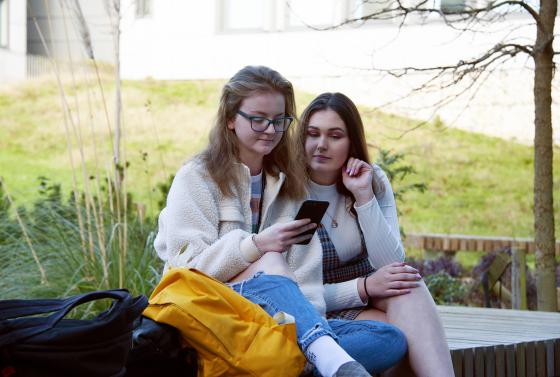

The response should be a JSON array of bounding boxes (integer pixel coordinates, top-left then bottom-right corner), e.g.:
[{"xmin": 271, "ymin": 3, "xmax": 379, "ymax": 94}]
[
  {"xmin": 301, "ymin": 0, "xmax": 541, "ymax": 31},
  {"xmin": 370, "ymin": 42, "xmax": 532, "ymax": 82},
  {"xmin": 64, "ymin": 0, "xmax": 94, "ymax": 59}
]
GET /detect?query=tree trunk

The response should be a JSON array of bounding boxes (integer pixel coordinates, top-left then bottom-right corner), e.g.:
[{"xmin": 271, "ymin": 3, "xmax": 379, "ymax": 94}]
[{"xmin": 532, "ymin": 0, "xmax": 557, "ymax": 311}]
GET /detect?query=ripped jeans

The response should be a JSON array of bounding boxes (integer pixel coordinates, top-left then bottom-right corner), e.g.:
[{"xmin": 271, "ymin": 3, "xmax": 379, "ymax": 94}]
[{"xmin": 229, "ymin": 272, "xmax": 407, "ymax": 373}]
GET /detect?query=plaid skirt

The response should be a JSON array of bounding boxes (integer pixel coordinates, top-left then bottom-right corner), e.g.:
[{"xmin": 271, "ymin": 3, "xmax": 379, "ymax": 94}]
[{"xmin": 318, "ymin": 224, "xmax": 375, "ymax": 320}]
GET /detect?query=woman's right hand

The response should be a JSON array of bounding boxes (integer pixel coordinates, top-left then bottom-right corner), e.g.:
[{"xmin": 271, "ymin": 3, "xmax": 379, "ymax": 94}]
[{"xmin": 253, "ymin": 219, "xmax": 317, "ymax": 252}]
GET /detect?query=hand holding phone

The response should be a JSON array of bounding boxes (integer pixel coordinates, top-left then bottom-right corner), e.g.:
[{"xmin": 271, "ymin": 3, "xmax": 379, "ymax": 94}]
[
  {"xmin": 293, "ymin": 200, "xmax": 329, "ymax": 245},
  {"xmin": 252, "ymin": 200, "xmax": 328, "ymax": 251},
  {"xmin": 253, "ymin": 218, "xmax": 317, "ymax": 252}
]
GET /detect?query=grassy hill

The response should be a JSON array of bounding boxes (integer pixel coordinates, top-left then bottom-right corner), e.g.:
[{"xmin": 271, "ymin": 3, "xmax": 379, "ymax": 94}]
[{"xmin": 1, "ymin": 77, "xmax": 559, "ymax": 239}]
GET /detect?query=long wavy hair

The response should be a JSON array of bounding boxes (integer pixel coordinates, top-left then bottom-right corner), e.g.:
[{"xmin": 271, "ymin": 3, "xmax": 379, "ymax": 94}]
[
  {"xmin": 200, "ymin": 65, "xmax": 306, "ymax": 199},
  {"xmin": 297, "ymin": 92, "xmax": 385, "ymax": 204}
]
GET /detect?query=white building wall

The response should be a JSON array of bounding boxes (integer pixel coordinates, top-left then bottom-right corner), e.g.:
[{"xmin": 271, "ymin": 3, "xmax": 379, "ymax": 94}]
[
  {"xmin": 119, "ymin": 1, "xmax": 538, "ymax": 80},
  {"xmin": 0, "ymin": 0, "xmax": 27, "ymax": 83},
  {"xmin": 26, "ymin": 0, "xmax": 113, "ymax": 63},
  {"xmin": 119, "ymin": 1, "xmax": 558, "ymax": 144}
]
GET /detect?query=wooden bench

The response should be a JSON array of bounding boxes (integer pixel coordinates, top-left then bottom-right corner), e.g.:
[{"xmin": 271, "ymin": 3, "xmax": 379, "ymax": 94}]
[{"xmin": 439, "ymin": 306, "xmax": 560, "ymax": 377}]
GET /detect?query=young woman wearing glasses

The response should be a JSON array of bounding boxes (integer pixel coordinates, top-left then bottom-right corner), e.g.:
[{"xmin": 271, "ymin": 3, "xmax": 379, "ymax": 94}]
[
  {"xmin": 154, "ymin": 66, "xmax": 406, "ymax": 377},
  {"xmin": 297, "ymin": 92, "xmax": 454, "ymax": 377}
]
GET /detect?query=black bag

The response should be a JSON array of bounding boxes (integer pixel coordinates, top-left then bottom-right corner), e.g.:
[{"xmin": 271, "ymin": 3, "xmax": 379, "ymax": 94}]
[
  {"xmin": 0, "ymin": 289, "xmax": 148, "ymax": 377},
  {"xmin": 125, "ymin": 316, "xmax": 197, "ymax": 377}
]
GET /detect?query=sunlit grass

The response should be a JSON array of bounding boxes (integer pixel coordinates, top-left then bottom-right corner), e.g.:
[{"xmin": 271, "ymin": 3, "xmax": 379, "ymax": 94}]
[
  {"xmin": 1, "ymin": 77, "xmax": 559, "ymax": 239},
  {"xmin": 360, "ymin": 110, "xmax": 560, "ymax": 238}
]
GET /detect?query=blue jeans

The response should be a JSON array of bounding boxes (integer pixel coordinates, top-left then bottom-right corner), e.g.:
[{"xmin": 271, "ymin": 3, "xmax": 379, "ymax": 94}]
[{"xmin": 229, "ymin": 273, "xmax": 407, "ymax": 374}]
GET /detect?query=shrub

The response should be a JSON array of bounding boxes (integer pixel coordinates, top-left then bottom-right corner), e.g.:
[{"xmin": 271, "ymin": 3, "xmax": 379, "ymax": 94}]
[
  {"xmin": 375, "ymin": 149, "xmax": 427, "ymax": 207},
  {"xmin": 423, "ymin": 271, "xmax": 467, "ymax": 305},
  {"xmin": 405, "ymin": 256, "xmax": 466, "ymax": 305},
  {"xmin": 0, "ymin": 177, "xmax": 162, "ymax": 311},
  {"xmin": 406, "ymin": 255, "xmax": 463, "ymax": 278}
]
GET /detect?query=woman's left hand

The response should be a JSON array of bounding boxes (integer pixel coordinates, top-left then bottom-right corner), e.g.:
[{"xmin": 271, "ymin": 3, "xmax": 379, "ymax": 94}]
[
  {"xmin": 361, "ymin": 262, "xmax": 422, "ymax": 300},
  {"xmin": 342, "ymin": 157, "xmax": 374, "ymax": 206}
]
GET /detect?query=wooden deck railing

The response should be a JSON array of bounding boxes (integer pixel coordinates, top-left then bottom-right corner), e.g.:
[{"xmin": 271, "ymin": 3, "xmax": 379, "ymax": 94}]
[
  {"xmin": 404, "ymin": 233, "xmax": 560, "ymax": 311},
  {"xmin": 404, "ymin": 233, "xmax": 560, "ymax": 255}
]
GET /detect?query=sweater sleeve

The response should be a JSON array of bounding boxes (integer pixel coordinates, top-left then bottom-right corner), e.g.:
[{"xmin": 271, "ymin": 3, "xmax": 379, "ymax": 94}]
[
  {"xmin": 355, "ymin": 166, "xmax": 405, "ymax": 269},
  {"xmin": 324, "ymin": 278, "xmax": 367, "ymax": 312},
  {"xmin": 153, "ymin": 162, "xmax": 263, "ymax": 282}
]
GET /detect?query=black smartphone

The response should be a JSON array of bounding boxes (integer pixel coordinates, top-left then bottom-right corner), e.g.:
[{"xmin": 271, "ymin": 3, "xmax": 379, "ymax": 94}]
[{"xmin": 293, "ymin": 200, "xmax": 329, "ymax": 245}]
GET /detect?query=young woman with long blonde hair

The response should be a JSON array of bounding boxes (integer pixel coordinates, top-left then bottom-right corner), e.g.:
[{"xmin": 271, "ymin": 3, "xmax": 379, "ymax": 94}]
[{"xmin": 155, "ymin": 67, "xmax": 407, "ymax": 376}]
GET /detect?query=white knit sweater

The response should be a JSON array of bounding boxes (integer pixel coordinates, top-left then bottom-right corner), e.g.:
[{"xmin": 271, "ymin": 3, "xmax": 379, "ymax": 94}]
[
  {"xmin": 308, "ymin": 164, "xmax": 405, "ymax": 312},
  {"xmin": 154, "ymin": 158, "xmax": 328, "ymax": 315}
]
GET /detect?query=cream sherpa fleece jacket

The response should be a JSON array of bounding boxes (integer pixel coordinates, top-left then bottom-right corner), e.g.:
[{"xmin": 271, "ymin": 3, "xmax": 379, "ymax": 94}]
[{"xmin": 154, "ymin": 158, "xmax": 327, "ymax": 315}]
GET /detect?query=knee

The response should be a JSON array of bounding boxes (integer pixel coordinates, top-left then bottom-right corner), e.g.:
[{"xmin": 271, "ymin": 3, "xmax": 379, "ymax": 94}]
[
  {"xmin": 335, "ymin": 320, "xmax": 408, "ymax": 373},
  {"xmin": 380, "ymin": 324, "xmax": 408, "ymax": 369},
  {"xmin": 388, "ymin": 324, "xmax": 408, "ymax": 356},
  {"xmin": 365, "ymin": 323, "xmax": 408, "ymax": 373}
]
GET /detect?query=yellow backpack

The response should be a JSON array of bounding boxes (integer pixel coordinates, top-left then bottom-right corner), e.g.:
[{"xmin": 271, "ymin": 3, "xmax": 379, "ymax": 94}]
[{"xmin": 143, "ymin": 268, "xmax": 306, "ymax": 377}]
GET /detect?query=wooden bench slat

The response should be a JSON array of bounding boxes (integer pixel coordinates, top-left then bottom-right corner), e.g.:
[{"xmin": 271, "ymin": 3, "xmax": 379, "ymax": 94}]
[
  {"xmin": 535, "ymin": 341, "xmax": 546, "ymax": 377},
  {"xmin": 464, "ymin": 348, "xmax": 474, "ymax": 377},
  {"xmin": 495, "ymin": 345, "xmax": 506, "ymax": 377},
  {"xmin": 506, "ymin": 344, "xmax": 517, "ymax": 377},
  {"xmin": 452, "ymin": 349, "xmax": 464, "ymax": 377},
  {"xmin": 555, "ymin": 340, "xmax": 560, "ymax": 376},
  {"xmin": 526, "ymin": 341, "xmax": 536, "ymax": 377},
  {"xmin": 544, "ymin": 340, "xmax": 555, "ymax": 377},
  {"xmin": 516, "ymin": 343, "xmax": 526, "ymax": 377},
  {"xmin": 475, "ymin": 347, "xmax": 485, "ymax": 376},
  {"xmin": 485, "ymin": 346, "xmax": 496, "ymax": 377}
]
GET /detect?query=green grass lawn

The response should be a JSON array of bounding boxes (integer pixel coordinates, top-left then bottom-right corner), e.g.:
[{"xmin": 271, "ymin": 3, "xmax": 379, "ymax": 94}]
[{"xmin": 1, "ymin": 76, "xmax": 559, "ymax": 240}]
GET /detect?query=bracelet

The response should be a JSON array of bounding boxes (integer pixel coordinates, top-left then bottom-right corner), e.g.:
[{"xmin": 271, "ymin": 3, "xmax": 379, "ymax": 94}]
[
  {"xmin": 252, "ymin": 234, "xmax": 265, "ymax": 255},
  {"xmin": 363, "ymin": 275, "xmax": 371, "ymax": 298}
]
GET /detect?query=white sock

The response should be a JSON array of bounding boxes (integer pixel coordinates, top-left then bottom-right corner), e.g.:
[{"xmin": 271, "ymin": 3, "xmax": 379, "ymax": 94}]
[{"xmin": 305, "ymin": 335, "xmax": 354, "ymax": 377}]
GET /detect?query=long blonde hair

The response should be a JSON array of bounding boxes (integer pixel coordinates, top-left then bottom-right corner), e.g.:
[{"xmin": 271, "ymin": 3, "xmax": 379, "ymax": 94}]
[{"xmin": 201, "ymin": 65, "xmax": 306, "ymax": 199}]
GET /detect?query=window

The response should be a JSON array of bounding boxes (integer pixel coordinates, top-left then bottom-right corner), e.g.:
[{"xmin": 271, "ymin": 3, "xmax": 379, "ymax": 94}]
[
  {"xmin": 219, "ymin": 0, "xmax": 269, "ymax": 32},
  {"xmin": 286, "ymin": 0, "xmax": 346, "ymax": 29},
  {"xmin": 136, "ymin": 0, "xmax": 152, "ymax": 18},
  {"xmin": 0, "ymin": 0, "xmax": 8, "ymax": 48},
  {"xmin": 439, "ymin": 0, "xmax": 466, "ymax": 14},
  {"xmin": 345, "ymin": 0, "xmax": 395, "ymax": 24},
  {"xmin": 218, "ymin": 0, "xmax": 351, "ymax": 32}
]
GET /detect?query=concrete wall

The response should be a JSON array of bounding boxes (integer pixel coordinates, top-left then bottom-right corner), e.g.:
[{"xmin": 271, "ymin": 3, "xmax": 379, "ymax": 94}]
[
  {"xmin": 26, "ymin": 0, "xmax": 113, "ymax": 62},
  {"xmin": 119, "ymin": 1, "xmax": 541, "ymax": 79},
  {"xmin": 0, "ymin": 0, "xmax": 27, "ymax": 83},
  {"xmin": 118, "ymin": 1, "xmax": 558, "ymax": 144}
]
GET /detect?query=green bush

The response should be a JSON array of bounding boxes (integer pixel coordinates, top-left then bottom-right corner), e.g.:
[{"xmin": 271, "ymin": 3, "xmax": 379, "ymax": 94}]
[
  {"xmin": 423, "ymin": 271, "xmax": 467, "ymax": 305},
  {"xmin": 0, "ymin": 177, "xmax": 161, "ymax": 314}
]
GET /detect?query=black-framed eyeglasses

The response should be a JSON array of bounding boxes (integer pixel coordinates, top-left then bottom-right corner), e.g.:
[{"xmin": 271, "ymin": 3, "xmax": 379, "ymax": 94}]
[{"xmin": 237, "ymin": 110, "xmax": 293, "ymax": 133}]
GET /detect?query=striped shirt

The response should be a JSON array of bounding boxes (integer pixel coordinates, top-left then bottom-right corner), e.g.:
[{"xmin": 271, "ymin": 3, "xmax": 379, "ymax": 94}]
[{"xmin": 250, "ymin": 172, "xmax": 263, "ymax": 233}]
